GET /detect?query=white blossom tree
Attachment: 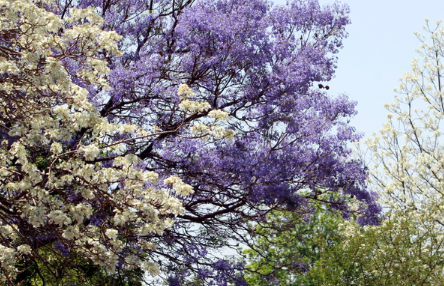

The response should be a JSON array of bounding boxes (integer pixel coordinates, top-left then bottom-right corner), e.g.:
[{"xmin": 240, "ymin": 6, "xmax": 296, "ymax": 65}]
[
  {"xmin": 0, "ymin": 0, "xmax": 232, "ymax": 283},
  {"xmin": 367, "ymin": 19, "xmax": 444, "ymax": 221}
]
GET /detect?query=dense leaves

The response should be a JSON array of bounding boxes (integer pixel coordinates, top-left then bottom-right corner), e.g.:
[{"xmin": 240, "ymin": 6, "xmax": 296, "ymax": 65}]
[
  {"xmin": 307, "ymin": 212, "xmax": 444, "ymax": 286},
  {"xmin": 244, "ymin": 209, "xmax": 444, "ymax": 285},
  {"xmin": 244, "ymin": 199, "xmax": 343, "ymax": 285}
]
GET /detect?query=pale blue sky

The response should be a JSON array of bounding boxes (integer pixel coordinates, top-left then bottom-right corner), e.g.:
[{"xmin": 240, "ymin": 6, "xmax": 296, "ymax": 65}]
[{"xmin": 274, "ymin": 0, "xmax": 444, "ymax": 139}]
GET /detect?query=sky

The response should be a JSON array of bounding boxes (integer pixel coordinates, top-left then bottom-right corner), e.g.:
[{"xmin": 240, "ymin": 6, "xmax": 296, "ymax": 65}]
[{"xmin": 273, "ymin": 0, "xmax": 444, "ymax": 140}]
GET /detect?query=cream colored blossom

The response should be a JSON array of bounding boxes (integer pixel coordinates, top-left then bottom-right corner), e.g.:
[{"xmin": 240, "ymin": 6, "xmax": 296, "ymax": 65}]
[
  {"xmin": 0, "ymin": 1, "xmax": 239, "ymax": 281},
  {"xmin": 17, "ymin": 244, "xmax": 32, "ymax": 255},
  {"xmin": 177, "ymin": 83, "xmax": 195, "ymax": 99},
  {"xmin": 209, "ymin": 109, "xmax": 229, "ymax": 120},
  {"xmin": 366, "ymin": 21, "xmax": 444, "ymax": 245},
  {"xmin": 105, "ymin": 229, "xmax": 118, "ymax": 240},
  {"xmin": 179, "ymin": 99, "xmax": 211, "ymax": 113}
]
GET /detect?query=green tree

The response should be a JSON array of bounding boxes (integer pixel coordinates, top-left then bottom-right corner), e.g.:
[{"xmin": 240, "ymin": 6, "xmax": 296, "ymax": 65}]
[
  {"xmin": 306, "ymin": 212, "xmax": 444, "ymax": 285},
  {"xmin": 244, "ymin": 201, "xmax": 344, "ymax": 286},
  {"xmin": 245, "ymin": 208, "xmax": 444, "ymax": 285},
  {"xmin": 15, "ymin": 245, "xmax": 145, "ymax": 285}
]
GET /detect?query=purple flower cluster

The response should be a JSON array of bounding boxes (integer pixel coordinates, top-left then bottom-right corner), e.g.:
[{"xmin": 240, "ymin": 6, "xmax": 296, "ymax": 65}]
[{"xmin": 53, "ymin": 241, "xmax": 70, "ymax": 257}]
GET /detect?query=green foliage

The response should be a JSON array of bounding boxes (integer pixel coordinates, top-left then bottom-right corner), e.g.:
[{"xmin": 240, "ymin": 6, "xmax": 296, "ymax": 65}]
[
  {"xmin": 305, "ymin": 212, "xmax": 444, "ymax": 286},
  {"xmin": 244, "ymin": 208, "xmax": 444, "ymax": 286},
  {"xmin": 14, "ymin": 246, "xmax": 144, "ymax": 286},
  {"xmin": 244, "ymin": 202, "xmax": 343, "ymax": 286}
]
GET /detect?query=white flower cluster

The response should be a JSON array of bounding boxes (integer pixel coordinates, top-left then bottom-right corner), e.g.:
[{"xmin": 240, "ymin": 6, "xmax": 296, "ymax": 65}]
[
  {"xmin": 177, "ymin": 84, "xmax": 235, "ymax": 141},
  {"xmin": 0, "ymin": 0, "xmax": 121, "ymax": 101},
  {"xmin": 190, "ymin": 122, "xmax": 235, "ymax": 141},
  {"xmin": 0, "ymin": 0, "xmax": 187, "ymax": 281},
  {"xmin": 208, "ymin": 109, "xmax": 229, "ymax": 121},
  {"xmin": 179, "ymin": 99, "xmax": 211, "ymax": 113},
  {"xmin": 177, "ymin": 83, "xmax": 195, "ymax": 99},
  {"xmin": 164, "ymin": 175, "xmax": 194, "ymax": 196},
  {"xmin": 190, "ymin": 123, "xmax": 211, "ymax": 134}
]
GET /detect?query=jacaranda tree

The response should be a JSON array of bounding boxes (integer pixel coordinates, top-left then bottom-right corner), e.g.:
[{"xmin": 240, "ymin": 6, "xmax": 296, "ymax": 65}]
[{"xmin": 1, "ymin": 0, "xmax": 381, "ymax": 284}]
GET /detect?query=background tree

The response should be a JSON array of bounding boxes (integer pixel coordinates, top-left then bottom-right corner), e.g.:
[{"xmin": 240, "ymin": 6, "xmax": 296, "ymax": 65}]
[
  {"xmin": 362, "ymin": 18, "xmax": 444, "ymax": 285},
  {"xmin": 244, "ymin": 207, "xmax": 444, "ymax": 285},
  {"xmin": 1, "ymin": 0, "xmax": 382, "ymax": 284},
  {"xmin": 366, "ymin": 18, "xmax": 444, "ymax": 230},
  {"xmin": 364, "ymin": 18, "xmax": 444, "ymax": 282},
  {"xmin": 306, "ymin": 212, "xmax": 444, "ymax": 286},
  {"xmin": 243, "ymin": 197, "xmax": 344, "ymax": 286}
]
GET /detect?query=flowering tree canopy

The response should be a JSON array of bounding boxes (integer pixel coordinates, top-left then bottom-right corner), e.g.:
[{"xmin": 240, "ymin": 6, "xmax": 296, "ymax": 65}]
[
  {"xmin": 364, "ymin": 21, "xmax": 444, "ymax": 284},
  {"xmin": 0, "ymin": 0, "xmax": 226, "ymax": 283},
  {"xmin": 1, "ymin": 0, "xmax": 380, "ymax": 284}
]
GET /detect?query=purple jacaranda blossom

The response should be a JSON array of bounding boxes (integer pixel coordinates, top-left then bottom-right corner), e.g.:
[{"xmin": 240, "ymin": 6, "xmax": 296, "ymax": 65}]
[
  {"xmin": 90, "ymin": 213, "xmax": 104, "ymax": 227},
  {"xmin": 167, "ymin": 275, "xmax": 181, "ymax": 286},
  {"xmin": 3, "ymin": 0, "xmax": 382, "ymax": 284},
  {"xmin": 53, "ymin": 241, "xmax": 70, "ymax": 257}
]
